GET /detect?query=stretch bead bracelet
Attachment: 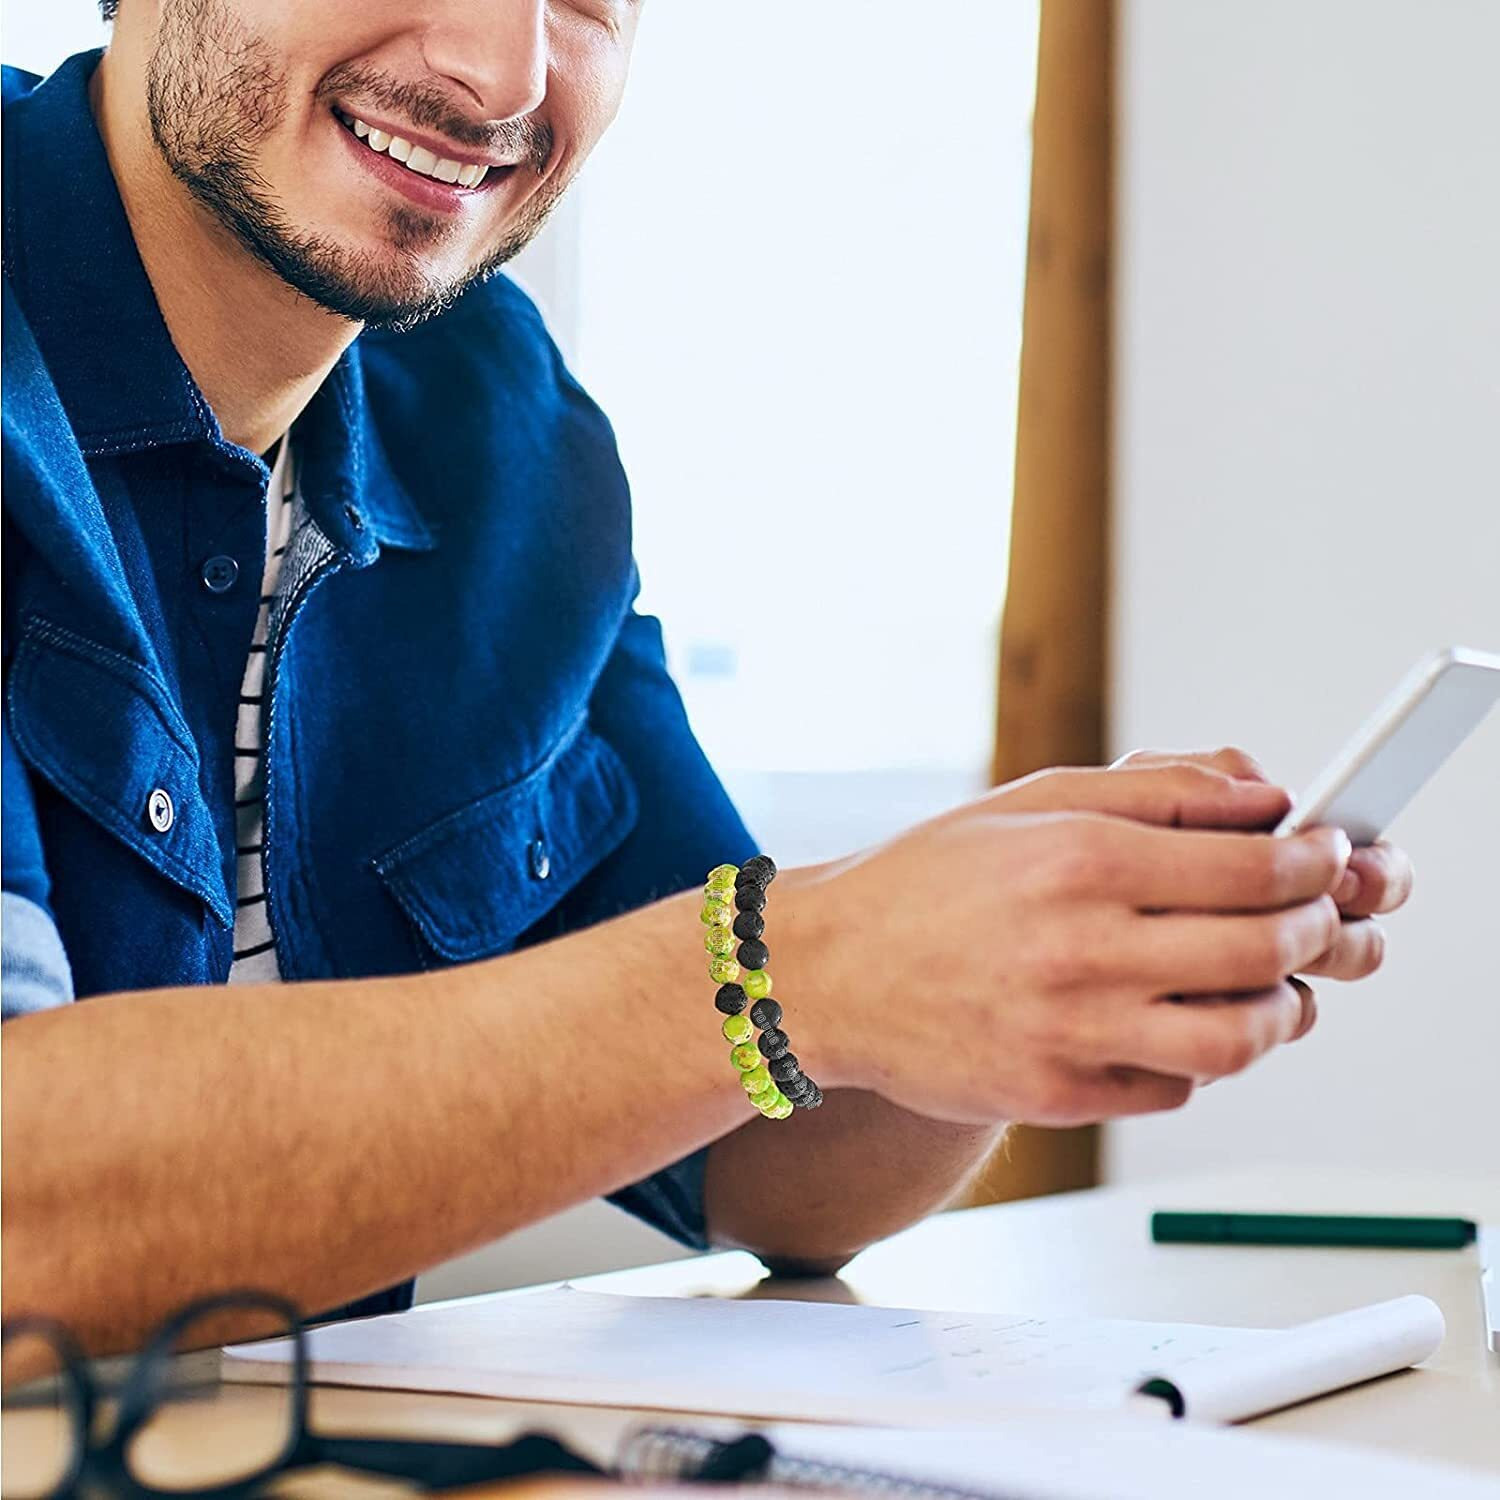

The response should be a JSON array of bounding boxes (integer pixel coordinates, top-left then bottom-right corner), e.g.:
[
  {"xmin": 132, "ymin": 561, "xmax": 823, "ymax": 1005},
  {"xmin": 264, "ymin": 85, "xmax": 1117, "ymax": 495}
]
[{"xmin": 701, "ymin": 856, "xmax": 823, "ymax": 1117}]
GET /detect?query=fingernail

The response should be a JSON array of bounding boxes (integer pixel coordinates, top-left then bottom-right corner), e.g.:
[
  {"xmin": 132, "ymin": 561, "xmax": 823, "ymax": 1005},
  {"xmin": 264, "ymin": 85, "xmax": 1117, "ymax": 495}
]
[{"xmin": 1334, "ymin": 868, "xmax": 1360, "ymax": 906}]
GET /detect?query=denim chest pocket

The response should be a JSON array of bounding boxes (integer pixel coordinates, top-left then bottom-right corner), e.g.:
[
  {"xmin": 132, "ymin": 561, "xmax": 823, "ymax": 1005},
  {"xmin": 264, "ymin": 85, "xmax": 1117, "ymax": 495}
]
[
  {"xmin": 371, "ymin": 721, "xmax": 639, "ymax": 963},
  {"xmin": 5, "ymin": 618, "xmax": 233, "ymax": 929}
]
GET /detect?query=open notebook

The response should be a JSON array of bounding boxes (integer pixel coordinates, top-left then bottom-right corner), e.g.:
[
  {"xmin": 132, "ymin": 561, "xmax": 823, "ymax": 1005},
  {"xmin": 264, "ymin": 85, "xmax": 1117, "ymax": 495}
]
[
  {"xmin": 223, "ymin": 1285, "xmax": 1444, "ymax": 1426},
  {"xmin": 614, "ymin": 1418, "xmax": 1496, "ymax": 1500}
]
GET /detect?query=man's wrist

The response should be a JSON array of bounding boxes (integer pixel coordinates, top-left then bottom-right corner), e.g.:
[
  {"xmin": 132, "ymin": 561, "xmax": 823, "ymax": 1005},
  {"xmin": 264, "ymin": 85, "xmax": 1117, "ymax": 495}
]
[{"xmin": 763, "ymin": 860, "xmax": 862, "ymax": 1096}]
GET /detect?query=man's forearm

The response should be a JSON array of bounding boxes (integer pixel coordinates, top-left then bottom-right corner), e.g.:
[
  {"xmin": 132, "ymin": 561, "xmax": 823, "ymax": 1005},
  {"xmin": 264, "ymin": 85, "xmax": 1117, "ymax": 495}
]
[
  {"xmin": 1, "ymin": 886, "xmax": 752, "ymax": 1355},
  {"xmin": 705, "ymin": 1090, "xmax": 1003, "ymax": 1273},
  {"xmin": 702, "ymin": 868, "xmax": 1006, "ymax": 1271}
]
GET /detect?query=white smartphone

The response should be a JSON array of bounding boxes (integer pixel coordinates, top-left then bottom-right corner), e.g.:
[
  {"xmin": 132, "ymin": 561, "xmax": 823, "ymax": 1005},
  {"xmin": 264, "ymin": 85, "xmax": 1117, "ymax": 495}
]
[{"xmin": 1274, "ymin": 646, "xmax": 1500, "ymax": 845}]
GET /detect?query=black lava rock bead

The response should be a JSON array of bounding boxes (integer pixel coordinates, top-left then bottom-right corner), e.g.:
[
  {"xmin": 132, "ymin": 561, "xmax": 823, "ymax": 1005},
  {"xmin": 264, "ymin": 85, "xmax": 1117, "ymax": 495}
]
[
  {"xmin": 748, "ymin": 997, "xmax": 782, "ymax": 1029},
  {"xmin": 738, "ymin": 854, "xmax": 778, "ymax": 887},
  {"xmin": 768, "ymin": 1054, "xmax": 800, "ymax": 1083},
  {"xmin": 756, "ymin": 1026, "xmax": 790, "ymax": 1059},
  {"xmin": 714, "ymin": 983, "xmax": 748, "ymax": 1015},
  {"xmin": 736, "ymin": 938, "xmax": 770, "ymax": 970},
  {"xmin": 781, "ymin": 1071, "xmax": 811, "ymax": 1096},
  {"xmin": 734, "ymin": 885, "xmax": 766, "ymax": 913},
  {"xmin": 732, "ymin": 910, "xmax": 765, "ymax": 941},
  {"xmin": 801, "ymin": 1085, "xmax": 823, "ymax": 1110}
]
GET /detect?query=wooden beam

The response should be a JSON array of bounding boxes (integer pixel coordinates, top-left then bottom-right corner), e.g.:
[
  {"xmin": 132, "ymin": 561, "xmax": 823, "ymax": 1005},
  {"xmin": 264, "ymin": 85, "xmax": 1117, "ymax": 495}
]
[{"xmin": 973, "ymin": 0, "xmax": 1115, "ymax": 1206}]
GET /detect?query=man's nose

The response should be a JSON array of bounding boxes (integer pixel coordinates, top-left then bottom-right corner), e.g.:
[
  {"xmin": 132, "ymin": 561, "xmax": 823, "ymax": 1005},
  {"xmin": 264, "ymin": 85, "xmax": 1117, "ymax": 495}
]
[{"xmin": 421, "ymin": 0, "xmax": 548, "ymax": 124}]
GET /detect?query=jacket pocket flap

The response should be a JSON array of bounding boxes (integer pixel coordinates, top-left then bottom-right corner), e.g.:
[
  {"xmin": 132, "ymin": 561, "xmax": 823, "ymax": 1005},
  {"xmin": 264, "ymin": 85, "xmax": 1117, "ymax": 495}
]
[
  {"xmin": 6, "ymin": 618, "xmax": 232, "ymax": 928},
  {"xmin": 372, "ymin": 722, "xmax": 638, "ymax": 962}
]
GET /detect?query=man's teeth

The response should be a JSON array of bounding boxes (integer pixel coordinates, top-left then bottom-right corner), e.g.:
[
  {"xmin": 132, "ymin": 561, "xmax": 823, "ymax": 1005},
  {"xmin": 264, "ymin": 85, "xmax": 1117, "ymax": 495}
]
[{"xmin": 347, "ymin": 116, "xmax": 489, "ymax": 187}]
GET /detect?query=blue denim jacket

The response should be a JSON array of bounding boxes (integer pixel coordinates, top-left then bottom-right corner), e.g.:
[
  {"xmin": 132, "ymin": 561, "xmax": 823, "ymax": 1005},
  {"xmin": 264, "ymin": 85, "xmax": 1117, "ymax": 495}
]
[{"xmin": 2, "ymin": 51, "xmax": 757, "ymax": 1293}]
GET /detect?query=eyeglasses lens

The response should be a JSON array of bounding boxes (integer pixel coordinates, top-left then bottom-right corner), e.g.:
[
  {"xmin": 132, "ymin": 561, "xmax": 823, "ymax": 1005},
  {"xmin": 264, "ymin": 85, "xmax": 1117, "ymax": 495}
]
[
  {"xmin": 124, "ymin": 1305, "xmax": 297, "ymax": 1494},
  {"xmin": 2, "ymin": 1328, "xmax": 80, "ymax": 1500}
]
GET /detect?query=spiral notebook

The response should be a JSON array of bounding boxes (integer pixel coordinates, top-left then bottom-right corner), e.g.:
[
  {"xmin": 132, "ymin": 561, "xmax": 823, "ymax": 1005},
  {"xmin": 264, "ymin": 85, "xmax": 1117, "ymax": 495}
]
[
  {"xmin": 223, "ymin": 1284, "xmax": 1445, "ymax": 1426},
  {"xmin": 614, "ymin": 1418, "xmax": 1496, "ymax": 1499}
]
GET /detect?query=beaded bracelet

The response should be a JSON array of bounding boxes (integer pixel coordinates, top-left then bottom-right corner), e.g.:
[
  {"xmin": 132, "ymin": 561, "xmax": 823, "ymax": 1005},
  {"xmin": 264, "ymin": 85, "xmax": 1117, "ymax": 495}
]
[{"xmin": 701, "ymin": 856, "xmax": 823, "ymax": 1118}]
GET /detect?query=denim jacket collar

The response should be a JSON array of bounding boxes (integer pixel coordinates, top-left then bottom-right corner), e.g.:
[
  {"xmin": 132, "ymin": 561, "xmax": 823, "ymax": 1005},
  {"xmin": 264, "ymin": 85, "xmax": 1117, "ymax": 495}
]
[{"xmin": 2, "ymin": 48, "xmax": 433, "ymax": 559}]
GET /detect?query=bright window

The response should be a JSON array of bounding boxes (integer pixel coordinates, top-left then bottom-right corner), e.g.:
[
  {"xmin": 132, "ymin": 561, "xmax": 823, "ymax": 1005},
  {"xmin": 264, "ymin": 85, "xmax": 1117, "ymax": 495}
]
[{"xmin": 541, "ymin": 4, "xmax": 1041, "ymax": 860}]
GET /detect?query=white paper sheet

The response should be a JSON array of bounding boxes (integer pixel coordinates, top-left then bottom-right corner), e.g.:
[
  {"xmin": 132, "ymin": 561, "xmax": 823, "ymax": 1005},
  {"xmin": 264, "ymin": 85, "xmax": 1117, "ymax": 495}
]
[
  {"xmin": 714, "ymin": 1417, "xmax": 1496, "ymax": 1500},
  {"xmin": 223, "ymin": 1285, "xmax": 1443, "ymax": 1427},
  {"xmin": 1147, "ymin": 1293, "xmax": 1445, "ymax": 1422}
]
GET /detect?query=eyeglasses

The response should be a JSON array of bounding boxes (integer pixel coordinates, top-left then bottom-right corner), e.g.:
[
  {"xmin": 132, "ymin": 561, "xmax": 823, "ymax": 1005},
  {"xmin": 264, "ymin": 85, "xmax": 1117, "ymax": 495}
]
[{"xmin": 2, "ymin": 1290, "xmax": 603, "ymax": 1499}]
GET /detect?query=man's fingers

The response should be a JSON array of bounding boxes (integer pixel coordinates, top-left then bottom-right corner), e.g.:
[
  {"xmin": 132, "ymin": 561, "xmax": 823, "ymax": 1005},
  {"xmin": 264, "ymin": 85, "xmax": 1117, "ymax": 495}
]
[
  {"xmin": 1029, "ymin": 1065, "xmax": 1196, "ymax": 1127},
  {"xmin": 1333, "ymin": 842, "xmax": 1415, "ymax": 918},
  {"xmin": 1022, "ymin": 763, "xmax": 1291, "ymax": 830},
  {"xmin": 1297, "ymin": 918, "xmax": 1387, "ymax": 981},
  {"xmin": 1125, "ymin": 897, "xmax": 1343, "ymax": 992},
  {"xmin": 1104, "ymin": 985, "xmax": 1304, "ymax": 1081},
  {"xmin": 1112, "ymin": 746, "xmax": 1272, "ymax": 784},
  {"xmin": 1056, "ymin": 818, "xmax": 1350, "ymax": 913}
]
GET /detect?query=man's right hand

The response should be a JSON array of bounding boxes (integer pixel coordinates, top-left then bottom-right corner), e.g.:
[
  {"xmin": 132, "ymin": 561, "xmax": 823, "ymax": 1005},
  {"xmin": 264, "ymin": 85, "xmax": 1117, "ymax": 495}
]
[{"xmin": 796, "ymin": 763, "xmax": 1353, "ymax": 1128}]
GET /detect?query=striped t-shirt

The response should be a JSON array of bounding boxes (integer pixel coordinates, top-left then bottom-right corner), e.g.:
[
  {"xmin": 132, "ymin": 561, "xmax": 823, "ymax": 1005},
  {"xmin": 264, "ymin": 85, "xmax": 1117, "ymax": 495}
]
[{"xmin": 227, "ymin": 437, "xmax": 295, "ymax": 983}]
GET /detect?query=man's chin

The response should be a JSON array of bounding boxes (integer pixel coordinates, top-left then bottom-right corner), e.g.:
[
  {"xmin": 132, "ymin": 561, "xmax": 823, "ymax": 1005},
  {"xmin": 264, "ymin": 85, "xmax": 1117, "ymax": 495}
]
[
  {"xmin": 174, "ymin": 144, "xmax": 552, "ymax": 329},
  {"xmin": 233, "ymin": 210, "xmax": 482, "ymax": 330}
]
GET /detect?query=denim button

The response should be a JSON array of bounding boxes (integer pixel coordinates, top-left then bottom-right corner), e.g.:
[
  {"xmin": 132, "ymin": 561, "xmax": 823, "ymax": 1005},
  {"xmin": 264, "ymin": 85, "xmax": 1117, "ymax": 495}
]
[
  {"xmin": 201, "ymin": 555, "xmax": 239, "ymax": 594},
  {"xmin": 528, "ymin": 838, "xmax": 551, "ymax": 880},
  {"xmin": 344, "ymin": 502, "xmax": 365, "ymax": 532},
  {"xmin": 146, "ymin": 787, "xmax": 174, "ymax": 834}
]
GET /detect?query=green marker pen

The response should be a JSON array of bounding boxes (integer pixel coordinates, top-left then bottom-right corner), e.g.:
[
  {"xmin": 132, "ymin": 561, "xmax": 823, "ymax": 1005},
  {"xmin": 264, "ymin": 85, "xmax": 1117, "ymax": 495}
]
[{"xmin": 1151, "ymin": 1212, "xmax": 1476, "ymax": 1251}]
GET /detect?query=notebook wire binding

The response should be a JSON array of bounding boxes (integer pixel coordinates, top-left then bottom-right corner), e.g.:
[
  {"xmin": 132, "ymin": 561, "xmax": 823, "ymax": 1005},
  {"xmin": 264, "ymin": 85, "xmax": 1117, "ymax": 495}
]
[{"xmin": 616, "ymin": 1426, "xmax": 1025, "ymax": 1500}]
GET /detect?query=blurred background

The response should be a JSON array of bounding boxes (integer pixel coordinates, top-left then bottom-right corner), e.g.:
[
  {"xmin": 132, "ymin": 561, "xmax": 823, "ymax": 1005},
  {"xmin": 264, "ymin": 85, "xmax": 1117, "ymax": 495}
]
[{"xmin": 10, "ymin": 1, "xmax": 1496, "ymax": 1298}]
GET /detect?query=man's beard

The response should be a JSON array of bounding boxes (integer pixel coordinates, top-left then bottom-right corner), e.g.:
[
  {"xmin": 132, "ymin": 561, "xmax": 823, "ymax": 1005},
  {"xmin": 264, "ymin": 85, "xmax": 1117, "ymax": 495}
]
[{"xmin": 145, "ymin": 0, "xmax": 562, "ymax": 331}]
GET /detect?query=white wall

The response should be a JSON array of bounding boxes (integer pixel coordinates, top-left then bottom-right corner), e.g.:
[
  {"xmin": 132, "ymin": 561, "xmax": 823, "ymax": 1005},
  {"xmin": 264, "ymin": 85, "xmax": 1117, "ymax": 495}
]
[
  {"xmin": 1109, "ymin": 0, "xmax": 1500, "ymax": 1184},
  {"xmin": 567, "ymin": 1, "xmax": 1037, "ymax": 786},
  {"xmin": 2, "ymin": 5, "xmax": 109, "ymax": 73}
]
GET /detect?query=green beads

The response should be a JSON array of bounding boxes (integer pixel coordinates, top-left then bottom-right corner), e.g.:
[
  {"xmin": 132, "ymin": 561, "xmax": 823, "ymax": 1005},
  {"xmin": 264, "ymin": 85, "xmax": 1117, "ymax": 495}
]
[
  {"xmin": 741, "ymin": 969, "xmax": 773, "ymax": 1001},
  {"xmin": 722, "ymin": 1013, "xmax": 753, "ymax": 1045},
  {"xmin": 705, "ymin": 860, "xmax": 799, "ymax": 1123},
  {"xmin": 749, "ymin": 1086, "xmax": 791, "ymax": 1118},
  {"xmin": 740, "ymin": 1064, "xmax": 773, "ymax": 1094},
  {"xmin": 708, "ymin": 956, "xmax": 742, "ymax": 985}
]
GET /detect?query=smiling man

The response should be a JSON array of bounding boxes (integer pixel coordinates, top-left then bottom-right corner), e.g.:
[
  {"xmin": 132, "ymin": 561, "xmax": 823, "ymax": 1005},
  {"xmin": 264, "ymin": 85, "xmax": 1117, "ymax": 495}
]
[
  {"xmin": 2, "ymin": 1, "xmax": 1412, "ymax": 1357},
  {"xmin": 87, "ymin": 0, "xmax": 622, "ymax": 453}
]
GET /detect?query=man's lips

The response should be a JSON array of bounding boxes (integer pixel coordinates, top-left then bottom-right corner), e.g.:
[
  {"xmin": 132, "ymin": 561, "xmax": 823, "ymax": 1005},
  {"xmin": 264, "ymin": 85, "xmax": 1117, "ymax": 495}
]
[
  {"xmin": 334, "ymin": 106, "xmax": 522, "ymax": 175},
  {"xmin": 332, "ymin": 108, "xmax": 516, "ymax": 211}
]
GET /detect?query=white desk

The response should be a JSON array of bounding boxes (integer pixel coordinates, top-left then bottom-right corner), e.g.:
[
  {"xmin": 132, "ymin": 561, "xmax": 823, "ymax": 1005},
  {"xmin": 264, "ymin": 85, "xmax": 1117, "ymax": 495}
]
[
  {"xmin": 305, "ymin": 1164, "xmax": 1500, "ymax": 1485},
  {"xmin": 575, "ymin": 1165, "xmax": 1499, "ymax": 1472},
  {"xmin": 13, "ymin": 1167, "xmax": 1495, "ymax": 1494}
]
